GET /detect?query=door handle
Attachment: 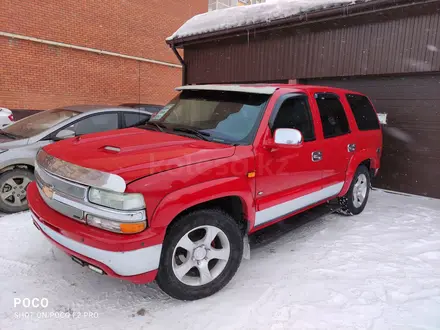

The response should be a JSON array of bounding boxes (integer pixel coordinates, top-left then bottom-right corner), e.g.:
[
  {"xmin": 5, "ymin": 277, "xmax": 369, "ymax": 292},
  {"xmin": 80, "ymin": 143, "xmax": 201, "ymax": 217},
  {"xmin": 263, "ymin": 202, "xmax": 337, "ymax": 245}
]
[
  {"xmin": 312, "ymin": 151, "xmax": 322, "ymax": 162},
  {"xmin": 348, "ymin": 143, "xmax": 356, "ymax": 152}
]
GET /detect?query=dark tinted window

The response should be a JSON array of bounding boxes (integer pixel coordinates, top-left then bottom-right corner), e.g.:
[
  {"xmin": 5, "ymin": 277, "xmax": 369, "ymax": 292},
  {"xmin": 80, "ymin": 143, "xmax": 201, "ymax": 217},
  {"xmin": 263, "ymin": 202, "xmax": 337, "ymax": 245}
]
[
  {"xmin": 272, "ymin": 96, "xmax": 315, "ymax": 141},
  {"xmin": 346, "ymin": 94, "xmax": 380, "ymax": 131},
  {"xmin": 69, "ymin": 113, "xmax": 119, "ymax": 135},
  {"xmin": 315, "ymin": 93, "xmax": 350, "ymax": 138},
  {"xmin": 124, "ymin": 112, "xmax": 150, "ymax": 127}
]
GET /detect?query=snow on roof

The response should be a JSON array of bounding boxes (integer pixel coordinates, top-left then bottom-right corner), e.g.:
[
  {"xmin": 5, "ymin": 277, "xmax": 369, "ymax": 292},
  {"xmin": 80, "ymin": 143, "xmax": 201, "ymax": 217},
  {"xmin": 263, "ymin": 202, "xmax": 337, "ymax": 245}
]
[
  {"xmin": 176, "ymin": 84, "xmax": 278, "ymax": 94},
  {"xmin": 168, "ymin": 0, "xmax": 358, "ymax": 41}
]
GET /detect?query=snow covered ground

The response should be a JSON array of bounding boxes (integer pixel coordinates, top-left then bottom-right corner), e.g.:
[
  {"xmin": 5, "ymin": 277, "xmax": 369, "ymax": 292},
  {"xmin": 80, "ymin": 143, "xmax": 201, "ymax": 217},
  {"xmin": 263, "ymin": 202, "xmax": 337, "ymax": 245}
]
[{"xmin": 1, "ymin": 190, "xmax": 439, "ymax": 330}]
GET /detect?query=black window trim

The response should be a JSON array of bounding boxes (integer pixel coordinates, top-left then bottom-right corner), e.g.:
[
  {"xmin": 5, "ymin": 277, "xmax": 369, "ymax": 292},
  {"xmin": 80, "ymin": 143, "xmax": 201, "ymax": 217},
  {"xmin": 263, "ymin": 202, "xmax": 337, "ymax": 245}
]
[
  {"xmin": 268, "ymin": 92, "xmax": 316, "ymax": 142},
  {"xmin": 314, "ymin": 91, "xmax": 352, "ymax": 139}
]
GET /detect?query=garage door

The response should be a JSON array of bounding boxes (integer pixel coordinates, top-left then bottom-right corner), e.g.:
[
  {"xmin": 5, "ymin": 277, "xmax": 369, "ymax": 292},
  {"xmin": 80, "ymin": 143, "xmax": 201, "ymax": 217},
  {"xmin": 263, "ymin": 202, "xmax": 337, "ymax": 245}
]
[{"xmin": 305, "ymin": 74, "xmax": 440, "ymax": 199}]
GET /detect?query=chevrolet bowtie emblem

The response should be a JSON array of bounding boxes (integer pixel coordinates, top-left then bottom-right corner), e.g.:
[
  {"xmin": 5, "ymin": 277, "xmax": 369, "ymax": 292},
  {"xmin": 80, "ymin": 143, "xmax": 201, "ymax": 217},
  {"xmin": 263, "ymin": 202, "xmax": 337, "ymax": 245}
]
[{"xmin": 42, "ymin": 185, "xmax": 54, "ymax": 199}]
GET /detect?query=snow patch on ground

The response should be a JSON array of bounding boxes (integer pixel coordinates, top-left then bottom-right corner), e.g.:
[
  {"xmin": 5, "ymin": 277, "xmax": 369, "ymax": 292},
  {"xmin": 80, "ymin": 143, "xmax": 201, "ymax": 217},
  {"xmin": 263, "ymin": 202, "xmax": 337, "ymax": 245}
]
[
  {"xmin": 1, "ymin": 190, "xmax": 440, "ymax": 329},
  {"xmin": 168, "ymin": 0, "xmax": 357, "ymax": 41}
]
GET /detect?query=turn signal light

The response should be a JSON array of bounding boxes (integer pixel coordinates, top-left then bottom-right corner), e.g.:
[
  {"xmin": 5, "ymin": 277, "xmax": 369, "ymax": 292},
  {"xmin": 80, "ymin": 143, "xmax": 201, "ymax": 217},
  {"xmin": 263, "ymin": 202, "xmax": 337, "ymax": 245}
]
[{"xmin": 120, "ymin": 222, "xmax": 146, "ymax": 234}]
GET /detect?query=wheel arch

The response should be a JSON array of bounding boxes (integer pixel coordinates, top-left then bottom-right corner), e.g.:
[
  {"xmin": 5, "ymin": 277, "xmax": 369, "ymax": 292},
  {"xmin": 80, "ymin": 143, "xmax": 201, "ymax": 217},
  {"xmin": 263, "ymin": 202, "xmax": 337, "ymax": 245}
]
[
  {"xmin": 150, "ymin": 177, "xmax": 254, "ymax": 235},
  {"xmin": 166, "ymin": 195, "xmax": 248, "ymax": 236},
  {"xmin": 0, "ymin": 163, "xmax": 35, "ymax": 175},
  {"xmin": 340, "ymin": 151, "xmax": 376, "ymax": 196}
]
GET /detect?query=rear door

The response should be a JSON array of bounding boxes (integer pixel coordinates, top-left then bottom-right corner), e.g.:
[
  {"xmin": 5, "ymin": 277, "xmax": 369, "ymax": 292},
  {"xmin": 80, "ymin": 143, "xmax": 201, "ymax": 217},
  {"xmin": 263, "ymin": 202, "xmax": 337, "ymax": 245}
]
[
  {"xmin": 344, "ymin": 93, "xmax": 382, "ymax": 168},
  {"xmin": 311, "ymin": 92, "xmax": 354, "ymax": 191}
]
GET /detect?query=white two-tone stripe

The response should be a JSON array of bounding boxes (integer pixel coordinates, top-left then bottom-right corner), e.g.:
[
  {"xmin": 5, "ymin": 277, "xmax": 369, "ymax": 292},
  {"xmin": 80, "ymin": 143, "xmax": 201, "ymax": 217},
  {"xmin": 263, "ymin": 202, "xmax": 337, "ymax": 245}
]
[
  {"xmin": 32, "ymin": 214, "xmax": 162, "ymax": 276},
  {"xmin": 255, "ymin": 182, "xmax": 344, "ymax": 226}
]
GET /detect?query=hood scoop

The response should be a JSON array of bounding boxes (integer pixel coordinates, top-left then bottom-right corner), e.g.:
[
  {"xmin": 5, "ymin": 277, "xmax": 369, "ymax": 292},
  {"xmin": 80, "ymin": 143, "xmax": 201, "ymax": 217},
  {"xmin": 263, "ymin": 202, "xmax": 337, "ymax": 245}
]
[{"xmin": 102, "ymin": 145, "xmax": 121, "ymax": 153}]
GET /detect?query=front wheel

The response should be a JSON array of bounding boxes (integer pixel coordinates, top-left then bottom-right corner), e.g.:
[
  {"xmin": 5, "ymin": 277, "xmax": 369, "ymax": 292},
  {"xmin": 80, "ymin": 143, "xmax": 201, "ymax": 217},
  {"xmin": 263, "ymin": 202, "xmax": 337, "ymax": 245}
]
[
  {"xmin": 338, "ymin": 165, "xmax": 370, "ymax": 216},
  {"xmin": 156, "ymin": 209, "xmax": 243, "ymax": 300},
  {"xmin": 0, "ymin": 169, "xmax": 34, "ymax": 213}
]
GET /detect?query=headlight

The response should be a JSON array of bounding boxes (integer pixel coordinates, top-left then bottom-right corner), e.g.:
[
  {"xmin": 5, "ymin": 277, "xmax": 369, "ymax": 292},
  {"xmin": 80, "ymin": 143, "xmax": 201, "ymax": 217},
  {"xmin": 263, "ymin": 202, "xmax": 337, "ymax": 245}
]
[
  {"xmin": 88, "ymin": 188, "xmax": 145, "ymax": 210},
  {"xmin": 0, "ymin": 149, "xmax": 8, "ymax": 154}
]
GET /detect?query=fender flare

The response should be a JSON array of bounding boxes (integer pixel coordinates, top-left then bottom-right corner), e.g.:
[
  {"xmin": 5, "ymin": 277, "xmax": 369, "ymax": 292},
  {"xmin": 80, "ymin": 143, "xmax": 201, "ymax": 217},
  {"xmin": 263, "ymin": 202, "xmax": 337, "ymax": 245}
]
[
  {"xmin": 150, "ymin": 176, "xmax": 255, "ymax": 230},
  {"xmin": 340, "ymin": 150, "xmax": 378, "ymax": 196}
]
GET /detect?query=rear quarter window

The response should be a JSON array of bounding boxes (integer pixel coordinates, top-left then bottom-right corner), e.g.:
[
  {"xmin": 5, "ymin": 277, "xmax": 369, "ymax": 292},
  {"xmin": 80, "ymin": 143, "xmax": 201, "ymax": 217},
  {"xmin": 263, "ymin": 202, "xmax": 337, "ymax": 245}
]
[{"xmin": 346, "ymin": 94, "xmax": 380, "ymax": 131}]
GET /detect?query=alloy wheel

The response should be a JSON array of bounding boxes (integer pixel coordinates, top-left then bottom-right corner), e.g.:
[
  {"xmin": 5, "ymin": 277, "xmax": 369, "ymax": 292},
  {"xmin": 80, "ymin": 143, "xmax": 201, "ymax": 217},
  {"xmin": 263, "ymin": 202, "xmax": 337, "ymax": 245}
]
[
  {"xmin": 352, "ymin": 173, "xmax": 368, "ymax": 208},
  {"xmin": 172, "ymin": 225, "xmax": 231, "ymax": 286},
  {"xmin": 1, "ymin": 176, "xmax": 31, "ymax": 207}
]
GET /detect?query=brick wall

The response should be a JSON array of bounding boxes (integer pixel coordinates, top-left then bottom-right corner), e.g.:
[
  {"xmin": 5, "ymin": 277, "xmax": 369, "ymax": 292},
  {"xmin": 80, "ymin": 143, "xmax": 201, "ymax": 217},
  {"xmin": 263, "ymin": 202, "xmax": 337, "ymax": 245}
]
[{"xmin": 1, "ymin": 0, "xmax": 206, "ymax": 110}]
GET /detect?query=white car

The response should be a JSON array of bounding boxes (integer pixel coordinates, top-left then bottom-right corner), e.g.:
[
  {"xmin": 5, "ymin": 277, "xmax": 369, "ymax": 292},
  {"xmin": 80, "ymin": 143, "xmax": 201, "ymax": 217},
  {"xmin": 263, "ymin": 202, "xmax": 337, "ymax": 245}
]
[{"xmin": 0, "ymin": 108, "xmax": 14, "ymax": 127}]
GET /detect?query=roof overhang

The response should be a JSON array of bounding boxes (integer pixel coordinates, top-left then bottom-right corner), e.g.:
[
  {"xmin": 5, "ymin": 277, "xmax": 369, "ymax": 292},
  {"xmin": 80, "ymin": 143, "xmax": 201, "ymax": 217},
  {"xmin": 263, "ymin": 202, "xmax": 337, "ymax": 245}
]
[{"xmin": 168, "ymin": 0, "xmax": 431, "ymax": 47}]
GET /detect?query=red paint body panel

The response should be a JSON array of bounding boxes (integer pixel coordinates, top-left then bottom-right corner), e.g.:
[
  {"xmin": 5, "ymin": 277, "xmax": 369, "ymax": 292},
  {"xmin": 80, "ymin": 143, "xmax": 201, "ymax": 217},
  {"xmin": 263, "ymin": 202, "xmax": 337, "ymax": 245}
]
[
  {"xmin": 127, "ymin": 145, "xmax": 256, "ymax": 228},
  {"xmin": 44, "ymin": 128, "xmax": 235, "ymax": 183},
  {"xmin": 28, "ymin": 84, "xmax": 382, "ymax": 284}
]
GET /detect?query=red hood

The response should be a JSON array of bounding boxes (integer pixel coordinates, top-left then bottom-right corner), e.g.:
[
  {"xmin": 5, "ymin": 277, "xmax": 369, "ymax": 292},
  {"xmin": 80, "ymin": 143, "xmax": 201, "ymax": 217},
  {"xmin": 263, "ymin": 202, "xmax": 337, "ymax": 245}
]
[{"xmin": 44, "ymin": 128, "xmax": 236, "ymax": 182}]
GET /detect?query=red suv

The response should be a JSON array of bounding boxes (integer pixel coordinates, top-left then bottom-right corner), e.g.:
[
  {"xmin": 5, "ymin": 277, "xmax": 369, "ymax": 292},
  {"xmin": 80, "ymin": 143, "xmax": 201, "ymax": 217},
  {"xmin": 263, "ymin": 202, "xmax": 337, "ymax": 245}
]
[{"xmin": 28, "ymin": 84, "xmax": 382, "ymax": 300}]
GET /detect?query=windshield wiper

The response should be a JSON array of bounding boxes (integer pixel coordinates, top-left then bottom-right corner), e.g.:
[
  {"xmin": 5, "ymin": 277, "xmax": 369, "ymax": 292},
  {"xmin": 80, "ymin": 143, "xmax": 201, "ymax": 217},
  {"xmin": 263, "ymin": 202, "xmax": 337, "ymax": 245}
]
[
  {"xmin": 0, "ymin": 130, "xmax": 20, "ymax": 140},
  {"xmin": 172, "ymin": 127, "xmax": 212, "ymax": 141},
  {"xmin": 142, "ymin": 121, "xmax": 167, "ymax": 132}
]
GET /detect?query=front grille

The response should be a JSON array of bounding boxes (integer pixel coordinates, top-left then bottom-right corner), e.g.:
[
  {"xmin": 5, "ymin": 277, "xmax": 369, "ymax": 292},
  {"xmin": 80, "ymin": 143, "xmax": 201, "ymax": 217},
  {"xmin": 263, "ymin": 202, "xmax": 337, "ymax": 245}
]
[
  {"xmin": 35, "ymin": 149, "xmax": 146, "ymax": 223},
  {"xmin": 35, "ymin": 165, "xmax": 87, "ymax": 199},
  {"xmin": 35, "ymin": 165, "xmax": 87, "ymax": 221},
  {"xmin": 37, "ymin": 185, "xmax": 85, "ymax": 221}
]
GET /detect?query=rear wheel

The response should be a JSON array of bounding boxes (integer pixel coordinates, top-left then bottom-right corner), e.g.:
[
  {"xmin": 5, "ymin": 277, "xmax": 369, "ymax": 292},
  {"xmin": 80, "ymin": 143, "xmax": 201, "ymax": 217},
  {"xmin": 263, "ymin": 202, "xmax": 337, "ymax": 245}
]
[
  {"xmin": 0, "ymin": 169, "xmax": 34, "ymax": 213},
  {"xmin": 338, "ymin": 165, "xmax": 370, "ymax": 216},
  {"xmin": 156, "ymin": 209, "xmax": 243, "ymax": 300}
]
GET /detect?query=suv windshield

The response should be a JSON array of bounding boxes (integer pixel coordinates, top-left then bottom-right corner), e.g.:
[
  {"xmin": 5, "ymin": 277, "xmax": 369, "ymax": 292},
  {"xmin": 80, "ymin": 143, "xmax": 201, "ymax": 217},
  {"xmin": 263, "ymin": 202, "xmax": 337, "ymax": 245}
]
[
  {"xmin": 3, "ymin": 108, "xmax": 80, "ymax": 138},
  {"xmin": 148, "ymin": 90, "xmax": 270, "ymax": 144}
]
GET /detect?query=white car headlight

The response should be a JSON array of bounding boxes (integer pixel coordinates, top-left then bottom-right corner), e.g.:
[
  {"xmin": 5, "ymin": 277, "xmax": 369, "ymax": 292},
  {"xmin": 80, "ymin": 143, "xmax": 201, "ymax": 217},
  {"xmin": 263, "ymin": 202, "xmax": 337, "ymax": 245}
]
[{"xmin": 88, "ymin": 188, "xmax": 145, "ymax": 211}]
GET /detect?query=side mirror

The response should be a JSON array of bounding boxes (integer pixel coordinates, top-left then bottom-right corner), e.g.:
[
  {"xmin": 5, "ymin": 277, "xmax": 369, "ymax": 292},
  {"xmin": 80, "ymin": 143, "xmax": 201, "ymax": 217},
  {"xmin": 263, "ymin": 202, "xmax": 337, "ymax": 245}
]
[
  {"xmin": 266, "ymin": 128, "xmax": 303, "ymax": 148},
  {"xmin": 54, "ymin": 129, "xmax": 75, "ymax": 141}
]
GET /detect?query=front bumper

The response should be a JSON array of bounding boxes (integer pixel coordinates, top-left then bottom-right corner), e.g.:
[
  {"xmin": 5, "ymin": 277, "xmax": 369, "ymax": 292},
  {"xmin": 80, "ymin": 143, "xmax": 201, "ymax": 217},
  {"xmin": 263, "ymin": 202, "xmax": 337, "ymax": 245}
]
[{"xmin": 28, "ymin": 182, "xmax": 163, "ymax": 283}]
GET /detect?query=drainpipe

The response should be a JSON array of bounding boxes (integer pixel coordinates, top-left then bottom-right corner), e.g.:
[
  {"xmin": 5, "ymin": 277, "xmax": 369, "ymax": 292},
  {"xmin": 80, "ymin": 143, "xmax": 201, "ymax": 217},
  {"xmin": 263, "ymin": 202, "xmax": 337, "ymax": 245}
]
[{"xmin": 170, "ymin": 45, "xmax": 187, "ymax": 85}]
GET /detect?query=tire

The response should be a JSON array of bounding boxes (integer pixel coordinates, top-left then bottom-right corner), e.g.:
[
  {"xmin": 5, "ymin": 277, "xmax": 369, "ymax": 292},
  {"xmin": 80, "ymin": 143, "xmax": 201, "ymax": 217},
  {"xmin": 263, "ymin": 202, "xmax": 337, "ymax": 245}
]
[
  {"xmin": 338, "ymin": 165, "xmax": 370, "ymax": 216},
  {"xmin": 0, "ymin": 169, "xmax": 34, "ymax": 213},
  {"xmin": 156, "ymin": 209, "xmax": 243, "ymax": 300}
]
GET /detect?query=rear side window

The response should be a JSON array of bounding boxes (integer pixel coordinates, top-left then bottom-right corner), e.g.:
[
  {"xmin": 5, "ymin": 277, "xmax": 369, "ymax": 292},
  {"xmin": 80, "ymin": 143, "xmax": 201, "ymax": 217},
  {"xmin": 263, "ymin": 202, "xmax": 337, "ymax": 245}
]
[
  {"xmin": 346, "ymin": 94, "xmax": 380, "ymax": 131},
  {"xmin": 124, "ymin": 112, "xmax": 151, "ymax": 127},
  {"xmin": 315, "ymin": 93, "xmax": 350, "ymax": 138}
]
